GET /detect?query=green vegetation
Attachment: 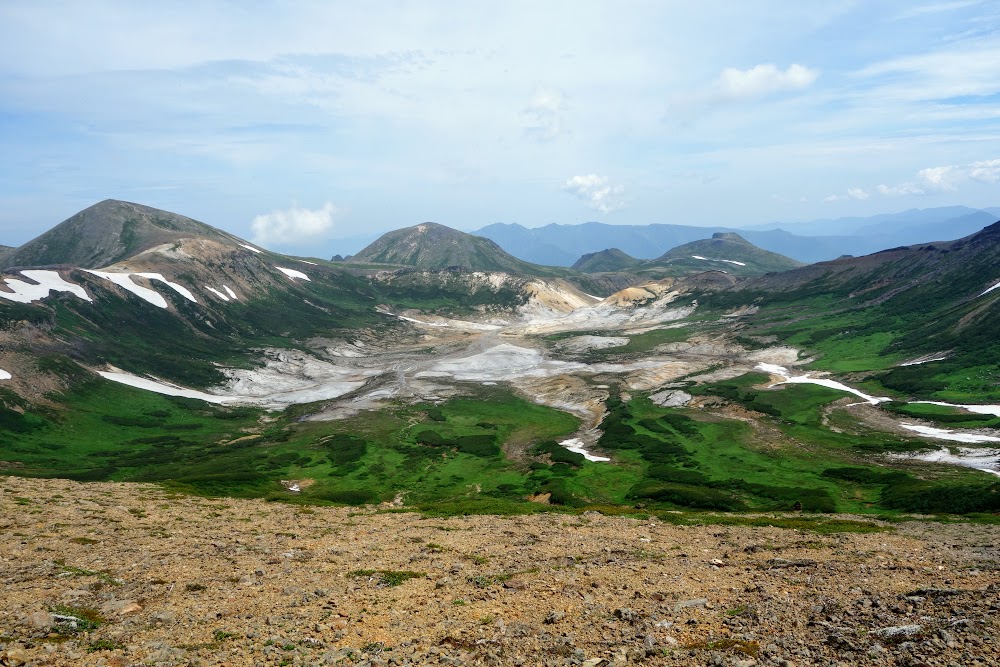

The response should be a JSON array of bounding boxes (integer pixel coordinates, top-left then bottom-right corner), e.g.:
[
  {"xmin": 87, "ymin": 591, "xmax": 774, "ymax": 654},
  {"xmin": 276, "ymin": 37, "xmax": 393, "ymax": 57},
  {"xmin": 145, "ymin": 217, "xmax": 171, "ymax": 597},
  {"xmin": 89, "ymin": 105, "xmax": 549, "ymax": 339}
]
[
  {"xmin": 49, "ymin": 605, "xmax": 105, "ymax": 634},
  {"xmin": 4, "ymin": 365, "xmax": 996, "ymax": 516}
]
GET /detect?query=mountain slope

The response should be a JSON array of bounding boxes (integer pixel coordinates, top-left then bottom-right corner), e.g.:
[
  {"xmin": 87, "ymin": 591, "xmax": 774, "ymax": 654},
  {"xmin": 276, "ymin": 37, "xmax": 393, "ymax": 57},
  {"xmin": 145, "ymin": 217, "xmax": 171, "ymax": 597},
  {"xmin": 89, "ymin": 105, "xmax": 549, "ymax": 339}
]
[
  {"xmin": 646, "ymin": 233, "xmax": 804, "ymax": 276},
  {"xmin": 572, "ymin": 248, "xmax": 641, "ymax": 272},
  {"xmin": 349, "ymin": 222, "xmax": 562, "ymax": 275},
  {"xmin": 0, "ymin": 199, "xmax": 256, "ymax": 270},
  {"xmin": 701, "ymin": 218, "xmax": 1000, "ymax": 400}
]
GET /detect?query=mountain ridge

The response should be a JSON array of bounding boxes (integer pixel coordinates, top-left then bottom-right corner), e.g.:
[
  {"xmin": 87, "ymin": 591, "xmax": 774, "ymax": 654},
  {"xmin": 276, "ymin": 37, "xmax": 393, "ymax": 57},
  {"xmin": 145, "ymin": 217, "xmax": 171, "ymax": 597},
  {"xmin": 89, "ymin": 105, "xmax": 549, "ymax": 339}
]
[
  {"xmin": 349, "ymin": 221, "xmax": 565, "ymax": 276},
  {"xmin": 0, "ymin": 199, "xmax": 263, "ymax": 270}
]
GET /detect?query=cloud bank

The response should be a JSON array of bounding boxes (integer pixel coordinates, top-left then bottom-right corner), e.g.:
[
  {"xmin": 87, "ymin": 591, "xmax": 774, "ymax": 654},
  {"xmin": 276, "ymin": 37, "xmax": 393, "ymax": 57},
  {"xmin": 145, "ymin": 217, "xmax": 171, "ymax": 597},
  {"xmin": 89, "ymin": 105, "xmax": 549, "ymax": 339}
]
[
  {"xmin": 251, "ymin": 202, "xmax": 337, "ymax": 247},
  {"xmin": 826, "ymin": 158, "xmax": 1000, "ymax": 203}
]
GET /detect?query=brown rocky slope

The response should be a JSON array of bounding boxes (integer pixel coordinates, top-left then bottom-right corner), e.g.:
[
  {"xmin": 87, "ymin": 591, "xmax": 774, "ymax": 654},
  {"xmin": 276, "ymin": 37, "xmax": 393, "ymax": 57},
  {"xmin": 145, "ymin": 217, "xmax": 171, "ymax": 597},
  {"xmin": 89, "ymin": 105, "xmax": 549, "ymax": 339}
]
[{"xmin": 1, "ymin": 477, "xmax": 997, "ymax": 667}]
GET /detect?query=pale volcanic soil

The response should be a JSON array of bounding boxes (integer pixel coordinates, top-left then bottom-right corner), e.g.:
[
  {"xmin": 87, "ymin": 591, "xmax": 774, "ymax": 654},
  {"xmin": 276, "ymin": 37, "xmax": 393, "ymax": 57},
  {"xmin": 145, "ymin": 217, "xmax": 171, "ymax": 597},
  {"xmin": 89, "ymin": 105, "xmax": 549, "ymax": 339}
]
[{"xmin": 2, "ymin": 478, "xmax": 999, "ymax": 667}]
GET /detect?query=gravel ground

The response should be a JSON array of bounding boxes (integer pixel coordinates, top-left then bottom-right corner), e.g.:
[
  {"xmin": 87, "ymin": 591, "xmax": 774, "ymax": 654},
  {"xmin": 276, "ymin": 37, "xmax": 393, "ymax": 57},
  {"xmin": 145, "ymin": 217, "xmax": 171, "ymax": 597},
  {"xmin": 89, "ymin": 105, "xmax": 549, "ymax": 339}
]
[{"xmin": 1, "ymin": 476, "xmax": 997, "ymax": 667}]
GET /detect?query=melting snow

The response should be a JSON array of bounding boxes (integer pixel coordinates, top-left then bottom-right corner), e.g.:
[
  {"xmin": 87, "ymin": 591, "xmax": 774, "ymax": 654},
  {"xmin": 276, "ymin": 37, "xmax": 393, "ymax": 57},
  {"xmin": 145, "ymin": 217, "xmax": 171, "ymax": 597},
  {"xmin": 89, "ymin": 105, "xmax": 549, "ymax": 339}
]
[
  {"xmin": 204, "ymin": 286, "xmax": 230, "ymax": 301},
  {"xmin": 223, "ymin": 285, "xmax": 238, "ymax": 299},
  {"xmin": 690, "ymin": 255, "xmax": 745, "ymax": 266},
  {"xmin": 393, "ymin": 313, "xmax": 449, "ymax": 328},
  {"xmin": 899, "ymin": 355, "xmax": 949, "ymax": 367},
  {"xmin": 978, "ymin": 281, "xmax": 1000, "ymax": 297},
  {"xmin": 84, "ymin": 270, "xmax": 169, "ymax": 308},
  {"xmin": 276, "ymin": 266, "xmax": 310, "ymax": 281},
  {"xmin": 755, "ymin": 363, "xmax": 891, "ymax": 405},
  {"xmin": 893, "ymin": 428, "xmax": 1000, "ymax": 476},
  {"xmin": 910, "ymin": 400, "xmax": 1000, "ymax": 418},
  {"xmin": 240, "ymin": 244, "xmax": 262, "ymax": 254},
  {"xmin": 899, "ymin": 423, "xmax": 1000, "ymax": 444},
  {"xmin": 97, "ymin": 370, "xmax": 238, "ymax": 404},
  {"xmin": 0, "ymin": 369, "xmax": 10, "ymax": 380},
  {"xmin": 559, "ymin": 438, "xmax": 610, "ymax": 462},
  {"xmin": 298, "ymin": 260, "xmax": 317, "ymax": 265},
  {"xmin": 134, "ymin": 273, "xmax": 197, "ymax": 303},
  {"xmin": 0, "ymin": 270, "xmax": 92, "ymax": 304}
]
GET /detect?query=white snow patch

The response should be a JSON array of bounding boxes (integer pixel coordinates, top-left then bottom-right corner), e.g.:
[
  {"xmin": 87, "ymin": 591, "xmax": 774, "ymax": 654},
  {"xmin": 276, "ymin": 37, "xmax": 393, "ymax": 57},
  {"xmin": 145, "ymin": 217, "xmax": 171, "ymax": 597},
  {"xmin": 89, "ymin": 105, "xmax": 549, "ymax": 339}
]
[
  {"xmin": 84, "ymin": 270, "xmax": 168, "ymax": 308},
  {"xmin": 204, "ymin": 286, "xmax": 230, "ymax": 301},
  {"xmin": 134, "ymin": 273, "xmax": 197, "ymax": 303},
  {"xmin": 240, "ymin": 244, "xmax": 262, "ymax": 254},
  {"xmin": 393, "ymin": 313, "xmax": 449, "ymax": 328},
  {"xmin": 0, "ymin": 369, "xmax": 11, "ymax": 380},
  {"xmin": 911, "ymin": 401, "xmax": 1000, "ymax": 418},
  {"xmin": 755, "ymin": 363, "xmax": 890, "ymax": 405},
  {"xmin": 97, "ymin": 370, "xmax": 238, "ymax": 404},
  {"xmin": 690, "ymin": 255, "xmax": 744, "ymax": 266},
  {"xmin": 559, "ymin": 438, "xmax": 610, "ymax": 462},
  {"xmin": 893, "ymin": 428, "xmax": 1000, "ymax": 476},
  {"xmin": 276, "ymin": 266, "xmax": 310, "ymax": 281},
  {"xmin": 900, "ymin": 355, "xmax": 949, "ymax": 367},
  {"xmin": 298, "ymin": 260, "xmax": 318, "ymax": 265},
  {"xmin": 978, "ymin": 281, "xmax": 1000, "ymax": 297},
  {"xmin": 223, "ymin": 285, "xmax": 238, "ymax": 300},
  {"xmin": 0, "ymin": 270, "xmax": 92, "ymax": 304},
  {"xmin": 899, "ymin": 423, "xmax": 1000, "ymax": 444}
]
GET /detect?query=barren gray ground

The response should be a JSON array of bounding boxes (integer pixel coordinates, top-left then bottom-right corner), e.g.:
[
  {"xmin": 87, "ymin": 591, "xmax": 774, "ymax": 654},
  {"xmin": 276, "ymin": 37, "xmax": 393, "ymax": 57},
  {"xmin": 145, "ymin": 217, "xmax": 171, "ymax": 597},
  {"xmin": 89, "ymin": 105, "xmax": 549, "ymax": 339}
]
[{"xmin": 1, "ymin": 477, "xmax": 998, "ymax": 667}]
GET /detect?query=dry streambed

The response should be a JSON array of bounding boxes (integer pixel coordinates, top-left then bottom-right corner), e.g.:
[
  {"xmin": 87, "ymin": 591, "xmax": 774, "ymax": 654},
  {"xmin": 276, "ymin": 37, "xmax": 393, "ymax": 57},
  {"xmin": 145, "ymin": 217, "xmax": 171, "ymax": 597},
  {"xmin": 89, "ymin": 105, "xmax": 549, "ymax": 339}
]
[{"xmin": 1, "ymin": 477, "xmax": 998, "ymax": 667}]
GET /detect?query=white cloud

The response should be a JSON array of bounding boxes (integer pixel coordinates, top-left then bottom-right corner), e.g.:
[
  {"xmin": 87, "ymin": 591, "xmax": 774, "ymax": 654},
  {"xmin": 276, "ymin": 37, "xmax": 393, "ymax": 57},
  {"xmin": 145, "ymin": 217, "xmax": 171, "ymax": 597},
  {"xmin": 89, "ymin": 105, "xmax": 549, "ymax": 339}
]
[
  {"xmin": 717, "ymin": 64, "xmax": 818, "ymax": 99},
  {"xmin": 876, "ymin": 182, "xmax": 926, "ymax": 196},
  {"xmin": 669, "ymin": 63, "xmax": 819, "ymax": 122},
  {"xmin": 825, "ymin": 158, "xmax": 999, "ymax": 203},
  {"xmin": 251, "ymin": 202, "xmax": 337, "ymax": 247},
  {"xmin": 918, "ymin": 165, "xmax": 962, "ymax": 191},
  {"xmin": 968, "ymin": 159, "xmax": 1000, "ymax": 183},
  {"xmin": 823, "ymin": 187, "xmax": 871, "ymax": 202},
  {"xmin": 521, "ymin": 88, "xmax": 566, "ymax": 142},
  {"xmin": 563, "ymin": 174, "xmax": 625, "ymax": 214},
  {"xmin": 918, "ymin": 158, "xmax": 1000, "ymax": 190}
]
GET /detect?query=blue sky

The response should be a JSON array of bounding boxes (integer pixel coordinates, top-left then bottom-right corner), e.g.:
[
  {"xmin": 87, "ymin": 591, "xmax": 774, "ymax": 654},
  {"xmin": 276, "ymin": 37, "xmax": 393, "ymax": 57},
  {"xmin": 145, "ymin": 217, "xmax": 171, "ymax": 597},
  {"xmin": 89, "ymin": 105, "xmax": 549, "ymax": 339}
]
[{"xmin": 1, "ymin": 0, "xmax": 999, "ymax": 256}]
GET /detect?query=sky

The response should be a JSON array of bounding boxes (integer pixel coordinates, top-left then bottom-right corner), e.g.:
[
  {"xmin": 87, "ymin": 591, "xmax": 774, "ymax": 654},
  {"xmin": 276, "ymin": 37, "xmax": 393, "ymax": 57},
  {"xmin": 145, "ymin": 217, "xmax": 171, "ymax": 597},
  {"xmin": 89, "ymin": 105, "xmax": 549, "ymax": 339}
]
[{"xmin": 1, "ymin": 0, "xmax": 999, "ymax": 256}]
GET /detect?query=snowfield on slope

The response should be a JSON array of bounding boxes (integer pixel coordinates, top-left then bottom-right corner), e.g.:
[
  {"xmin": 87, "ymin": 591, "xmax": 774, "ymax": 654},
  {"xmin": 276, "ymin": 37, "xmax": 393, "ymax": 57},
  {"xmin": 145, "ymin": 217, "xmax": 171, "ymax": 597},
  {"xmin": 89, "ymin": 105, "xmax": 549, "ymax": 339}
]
[
  {"xmin": 83, "ymin": 270, "xmax": 197, "ymax": 308},
  {"xmin": 755, "ymin": 363, "xmax": 891, "ymax": 405},
  {"xmin": 276, "ymin": 266, "xmax": 310, "ymax": 281},
  {"xmin": 691, "ymin": 255, "xmax": 746, "ymax": 266},
  {"xmin": 0, "ymin": 270, "xmax": 91, "ymax": 304}
]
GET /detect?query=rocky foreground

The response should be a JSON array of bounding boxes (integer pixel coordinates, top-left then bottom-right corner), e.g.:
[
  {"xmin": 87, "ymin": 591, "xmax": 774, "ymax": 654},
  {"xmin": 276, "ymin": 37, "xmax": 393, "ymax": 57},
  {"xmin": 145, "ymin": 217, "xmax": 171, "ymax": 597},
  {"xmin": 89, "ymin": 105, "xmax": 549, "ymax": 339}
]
[{"xmin": 1, "ymin": 477, "xmax": 998, "ymax": 667}]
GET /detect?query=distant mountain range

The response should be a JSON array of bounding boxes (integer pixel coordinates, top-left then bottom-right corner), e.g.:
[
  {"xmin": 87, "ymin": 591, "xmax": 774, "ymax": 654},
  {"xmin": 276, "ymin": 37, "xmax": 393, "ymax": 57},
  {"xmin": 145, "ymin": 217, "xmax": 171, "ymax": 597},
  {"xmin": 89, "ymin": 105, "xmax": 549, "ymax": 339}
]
[{"xmin": 475, "ymin": 206, "xmax": 1000, "ymax": 265}]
